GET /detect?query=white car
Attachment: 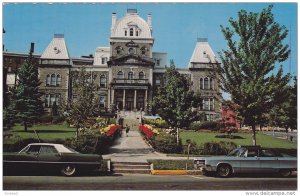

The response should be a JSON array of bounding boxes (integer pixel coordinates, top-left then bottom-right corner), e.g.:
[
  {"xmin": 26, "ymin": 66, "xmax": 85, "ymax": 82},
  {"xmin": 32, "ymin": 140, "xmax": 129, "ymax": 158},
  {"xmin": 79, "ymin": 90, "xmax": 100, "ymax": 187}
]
[
  {"xmin": 142, "ymin": 114, "xmax": 162, "ymax": 120},
  {"xmin": 194, "ymin": 146, "xmax": 297, "ymax": 178}
]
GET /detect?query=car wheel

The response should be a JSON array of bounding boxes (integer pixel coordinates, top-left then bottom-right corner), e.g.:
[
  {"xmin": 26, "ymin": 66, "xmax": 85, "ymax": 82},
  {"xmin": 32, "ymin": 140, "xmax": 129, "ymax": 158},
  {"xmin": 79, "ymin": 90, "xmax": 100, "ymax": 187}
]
[
  {"xmin": 217, "ymin": 164, "xmax": 232, "ymax": 178},
  {"xmin": 279, "ymin": 169, "xmax": 292, "ymax": 177},
  {"xmin": 61, "ymin": 165, "xmax": 76, "ymax": 176}
]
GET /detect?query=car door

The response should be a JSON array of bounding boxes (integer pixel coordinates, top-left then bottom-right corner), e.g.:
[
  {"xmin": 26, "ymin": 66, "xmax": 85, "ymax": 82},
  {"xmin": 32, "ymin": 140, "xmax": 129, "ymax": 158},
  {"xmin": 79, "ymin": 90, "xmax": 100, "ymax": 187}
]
[
  {"xmin": 259, "ymin": 149, "xmax": 279, "ymax": 173},
  {"xmin": 37, "ymin": 145, "xmax": 62, "ymax": 171},
  {"xmin": 20, "ymin": 145, "xmax": 41, "ymax": 172},
  {"xmin": 240, "ymin": 148, "xmax": 261, "ymax": 173}
]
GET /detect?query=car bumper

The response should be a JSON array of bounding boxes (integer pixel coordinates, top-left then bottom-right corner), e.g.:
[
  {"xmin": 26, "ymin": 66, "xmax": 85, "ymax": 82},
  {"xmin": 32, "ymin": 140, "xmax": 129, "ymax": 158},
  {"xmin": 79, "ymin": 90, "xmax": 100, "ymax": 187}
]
[{"xmin": 202, "ymin": 165, "xmax": 216, "ymax": 172}]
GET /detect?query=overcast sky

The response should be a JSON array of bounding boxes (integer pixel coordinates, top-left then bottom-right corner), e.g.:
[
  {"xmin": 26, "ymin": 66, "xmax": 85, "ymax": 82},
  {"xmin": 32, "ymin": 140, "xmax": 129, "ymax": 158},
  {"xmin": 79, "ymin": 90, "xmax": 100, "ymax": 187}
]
[{"xmin": 3, "ymin": 2, "xmax": 297, "ymax": 76}]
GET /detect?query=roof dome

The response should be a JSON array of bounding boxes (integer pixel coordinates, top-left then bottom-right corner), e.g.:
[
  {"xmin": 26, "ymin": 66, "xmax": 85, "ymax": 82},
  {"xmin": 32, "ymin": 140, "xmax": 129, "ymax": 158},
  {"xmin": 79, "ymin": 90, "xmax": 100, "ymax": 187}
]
[{"xmin": 111, "ymin": 11, "xmax": 152, "ymax": 39}]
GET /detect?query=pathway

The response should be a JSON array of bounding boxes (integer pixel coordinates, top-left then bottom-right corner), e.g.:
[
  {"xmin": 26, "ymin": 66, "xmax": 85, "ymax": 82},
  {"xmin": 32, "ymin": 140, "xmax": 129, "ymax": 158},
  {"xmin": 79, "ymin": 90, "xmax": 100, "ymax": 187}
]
[{"xmin": 103, "ymin": 111, "xmax": 187, "ymax": 162}]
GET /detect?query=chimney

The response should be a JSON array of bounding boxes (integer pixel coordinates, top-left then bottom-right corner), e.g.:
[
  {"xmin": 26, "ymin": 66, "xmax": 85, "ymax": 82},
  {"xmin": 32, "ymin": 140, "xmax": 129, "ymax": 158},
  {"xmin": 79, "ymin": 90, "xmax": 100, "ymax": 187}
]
[
  {"xmin": 111, "ymin": 13, "xmax": 116, "ymax": 34},
  {"xmin": 30, "ymin": 42, "xmax": 35, "ymax": 54},
  {"xmin": 147, "ymin": 14, "xmax": 152, "ymax": 30}
]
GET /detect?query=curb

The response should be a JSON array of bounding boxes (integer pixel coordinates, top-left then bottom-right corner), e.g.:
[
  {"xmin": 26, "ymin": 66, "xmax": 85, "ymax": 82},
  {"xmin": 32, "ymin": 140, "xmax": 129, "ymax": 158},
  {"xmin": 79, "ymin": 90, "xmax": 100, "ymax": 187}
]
[{"xmin": 151, "ymin": 170, "xmax": 202, "ymax": 175}]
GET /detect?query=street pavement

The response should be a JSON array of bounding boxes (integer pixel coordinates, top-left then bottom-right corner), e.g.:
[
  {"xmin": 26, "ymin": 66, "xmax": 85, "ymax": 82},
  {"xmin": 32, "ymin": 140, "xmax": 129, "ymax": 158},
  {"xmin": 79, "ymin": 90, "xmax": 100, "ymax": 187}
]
[{"xmin": 3, "ymin": 174, "xmax": 297, "ymax": 190}]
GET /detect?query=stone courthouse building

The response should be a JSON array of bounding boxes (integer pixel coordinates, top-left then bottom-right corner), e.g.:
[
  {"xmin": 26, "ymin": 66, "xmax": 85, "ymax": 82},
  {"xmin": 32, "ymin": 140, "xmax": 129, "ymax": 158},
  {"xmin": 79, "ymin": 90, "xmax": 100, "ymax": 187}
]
[{"xmin": 4, "ymin": 9, "xmax": 221, "ymax": 121}]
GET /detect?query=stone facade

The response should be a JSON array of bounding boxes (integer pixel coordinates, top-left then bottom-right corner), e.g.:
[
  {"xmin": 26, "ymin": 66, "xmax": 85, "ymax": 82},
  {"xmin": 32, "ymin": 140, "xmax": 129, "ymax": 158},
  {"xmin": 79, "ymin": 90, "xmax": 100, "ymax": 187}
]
[{"xmin": 3, "ymin": 9, "xmax": 221, "ymax": 121}]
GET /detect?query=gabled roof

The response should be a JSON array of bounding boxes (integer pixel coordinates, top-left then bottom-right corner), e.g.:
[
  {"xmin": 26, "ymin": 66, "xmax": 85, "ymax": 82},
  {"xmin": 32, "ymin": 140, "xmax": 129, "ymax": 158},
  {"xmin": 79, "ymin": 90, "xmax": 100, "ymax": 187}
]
[
  {"xmin": 188, "ymin": 38, "xmax": 219, "ymax": 68},
  {"xmin": 41, "ymin": 34, "xmax": 71, "ymax": 60}
]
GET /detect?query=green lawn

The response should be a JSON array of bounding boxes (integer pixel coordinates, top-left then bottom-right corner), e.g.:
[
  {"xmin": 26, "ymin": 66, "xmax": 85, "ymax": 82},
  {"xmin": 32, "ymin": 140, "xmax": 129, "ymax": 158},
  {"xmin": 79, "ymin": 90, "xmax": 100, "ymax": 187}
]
[
  {"xmin": 180, "ymin": 131, "xmax": 297, "ymax": 149},
  {"xmin": 4, "ymin": 124, "xmax": 76, "ymax": 144}
]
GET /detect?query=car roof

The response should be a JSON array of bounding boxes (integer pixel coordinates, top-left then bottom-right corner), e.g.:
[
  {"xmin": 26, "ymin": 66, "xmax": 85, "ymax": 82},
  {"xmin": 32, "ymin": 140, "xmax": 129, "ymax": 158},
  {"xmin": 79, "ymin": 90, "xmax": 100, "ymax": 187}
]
[{"xmin": 27, "ymin": 143, "xmax": 75, "ymax": 153}]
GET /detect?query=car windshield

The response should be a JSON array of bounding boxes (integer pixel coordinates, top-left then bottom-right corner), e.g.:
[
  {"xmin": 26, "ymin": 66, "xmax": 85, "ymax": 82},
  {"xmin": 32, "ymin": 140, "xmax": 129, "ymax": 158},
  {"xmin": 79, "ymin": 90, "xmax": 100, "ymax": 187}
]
[{"xmin": 227, "ymin": 149, "xmax": 240, "ymax": 156}]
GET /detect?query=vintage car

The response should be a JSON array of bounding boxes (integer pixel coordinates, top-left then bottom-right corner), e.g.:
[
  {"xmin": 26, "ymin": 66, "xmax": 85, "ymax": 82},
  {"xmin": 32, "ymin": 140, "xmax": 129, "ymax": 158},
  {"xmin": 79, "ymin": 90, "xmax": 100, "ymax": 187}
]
[
  {"xmin": 3, "ymin": 143, "xmax": 103, "ymax": 176},
  {"xmin": 194, "ymin": 146, "xmax": 297, "ymax": 178},
  {"xmin": 142, "ymin": 114, "xmax": 162, "ymax": 120}
]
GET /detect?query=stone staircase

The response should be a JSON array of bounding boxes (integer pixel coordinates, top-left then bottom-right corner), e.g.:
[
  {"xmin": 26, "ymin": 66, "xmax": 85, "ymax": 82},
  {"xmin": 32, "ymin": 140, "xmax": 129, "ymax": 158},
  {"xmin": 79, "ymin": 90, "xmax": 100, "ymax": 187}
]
[{"xmin": 111, "ymin": 161, "xmax": 151, "ymax": 174}]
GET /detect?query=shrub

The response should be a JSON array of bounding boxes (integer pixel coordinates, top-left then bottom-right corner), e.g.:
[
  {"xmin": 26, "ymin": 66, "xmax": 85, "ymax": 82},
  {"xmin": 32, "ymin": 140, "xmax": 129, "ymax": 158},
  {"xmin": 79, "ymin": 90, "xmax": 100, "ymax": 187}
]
[
  {"xmin": 38, "ymin": 115, "xmax": 53, "ymax": 124},
  {"xmin": 184, "ymin": 140, "xmax": 202, "ymax": 155},
  {"xmin": 201, "ymin": 141, "xmax": 237, "ymax": 155},
  {"xmin": 189, "ymin": 121, "xmax": 202, "ymax": 131},
  {"xmin": 150, "ymin": 133, "xmax": 182, "ymax": 153},
  {"xmin": 148, "ymin": 159, "xmax": 194, "ymax": 170},
  {"xmin": 199, "ymin": 121, "xmax": 220, "ymax": 131},
  {"xmin": 52, "ymin": 116, "xmax": 66, "ymax": 124},
  {"xmin": 143, "ymin": 119, "xmax": 169, "ymax": 128}
]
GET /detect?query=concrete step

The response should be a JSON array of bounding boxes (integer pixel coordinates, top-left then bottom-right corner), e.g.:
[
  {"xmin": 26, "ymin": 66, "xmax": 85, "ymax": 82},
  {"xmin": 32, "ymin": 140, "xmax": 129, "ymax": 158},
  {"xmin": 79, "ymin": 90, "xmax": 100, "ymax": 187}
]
[
  {"xmin": 113, "ymin": 168, "xmax": 151, "ymax": 174},
  {"xmin": 109, "ymin": 148, "xmax": 154, "ymax": 154},
  {"xmin": 111, "ymin": 161, "xmax": 151, "ymax": 174}
]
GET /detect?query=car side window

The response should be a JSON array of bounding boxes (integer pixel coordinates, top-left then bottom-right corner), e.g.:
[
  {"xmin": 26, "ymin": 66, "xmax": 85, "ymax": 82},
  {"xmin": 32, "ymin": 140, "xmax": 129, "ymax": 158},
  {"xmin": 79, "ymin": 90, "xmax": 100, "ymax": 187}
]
[
  {"xmin": 247, "ymin": 149, "xmax": 258, "ymax": 157},
  {"xmin": 27, "ymin": 145, "xmax": 41, "ymax": 154},
  {"xmin": 39, "ymin": 146, "xmax": 58, "ymax": 154},
  {"xmin": 260, "ymin": 149, "xmax": 276, "ymax": 157}
]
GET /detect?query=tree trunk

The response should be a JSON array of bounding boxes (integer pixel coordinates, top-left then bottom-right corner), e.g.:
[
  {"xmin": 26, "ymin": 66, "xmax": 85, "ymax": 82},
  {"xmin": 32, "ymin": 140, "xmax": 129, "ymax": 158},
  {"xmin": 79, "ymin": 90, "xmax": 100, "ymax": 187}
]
[
  {"xmin": 176, "ymin": 127, "xmax": 179, "ymax": 145},
  {"xmin": 24, "ymin": 120, "xmax": 28, "ymax": 132},
  {"xmin": 76, "ymin": 123, "xmax": 79, "ymax": 140},
  {"xmin": 252, "ymin": 124, "xmax": 256, "ymax": 146}
]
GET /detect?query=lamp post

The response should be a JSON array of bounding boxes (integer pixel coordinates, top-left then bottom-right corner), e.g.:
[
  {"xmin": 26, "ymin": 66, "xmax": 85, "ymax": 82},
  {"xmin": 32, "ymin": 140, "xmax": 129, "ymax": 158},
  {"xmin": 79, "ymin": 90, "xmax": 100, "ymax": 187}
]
[{"xmin": 186, "ymin": 139, "xmax": 191, "ymax": 170}]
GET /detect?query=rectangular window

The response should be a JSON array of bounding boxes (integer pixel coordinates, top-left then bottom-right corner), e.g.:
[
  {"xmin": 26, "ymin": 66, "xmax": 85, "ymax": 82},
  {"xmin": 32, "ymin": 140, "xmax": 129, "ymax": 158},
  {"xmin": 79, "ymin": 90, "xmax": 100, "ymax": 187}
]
[
  {"xmin": 45, "ymin": 94, "xmax": 50, "ymax": 107},
  {"xmin": 136, "ymin": 31, "xmax": 139, "ymax": 36},
  {"xmin": 101, "ymin": 57, "xmax": 107, "ymax": 64},
  {"xmin": 156, "ymin": 59, "xmax": 160, "ymax": 66},
  {"xmin": 100, "ymin": 96, "xmax": 106, "ymax": 108},
  {"xmin": 203, "ymin": 98, "xmax": 209, "ymax": 110},
  {"xmin": 125, "ymin": 30, "xmax": 127, "ymax": 36}
]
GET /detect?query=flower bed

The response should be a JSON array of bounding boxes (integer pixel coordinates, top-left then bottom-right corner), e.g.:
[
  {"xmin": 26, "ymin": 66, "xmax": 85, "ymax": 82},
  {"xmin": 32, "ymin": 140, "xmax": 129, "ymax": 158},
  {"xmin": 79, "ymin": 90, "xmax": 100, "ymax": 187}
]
[
  {"xmin": 139, "ymin": 124, "xmax": 159, "ymax": 138},
  {"xmin": 100, "ymin": 124, "xmax": 121, "ymax": 137}
]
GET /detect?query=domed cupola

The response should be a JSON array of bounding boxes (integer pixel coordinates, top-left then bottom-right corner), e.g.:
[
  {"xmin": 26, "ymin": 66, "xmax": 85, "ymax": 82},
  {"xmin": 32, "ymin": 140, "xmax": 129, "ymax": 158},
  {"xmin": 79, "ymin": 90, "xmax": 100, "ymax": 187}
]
[{"xmin": 111, "ymin": 9, "xmax": 152, "ymax": 39}]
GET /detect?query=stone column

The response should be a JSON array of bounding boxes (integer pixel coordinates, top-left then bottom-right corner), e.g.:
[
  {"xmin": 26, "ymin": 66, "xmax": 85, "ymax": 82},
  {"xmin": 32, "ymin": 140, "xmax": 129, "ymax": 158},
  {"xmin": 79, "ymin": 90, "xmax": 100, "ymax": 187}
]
[
  {"xmin": 123, "ymin": 89, "xmax": 126, "ymax": 110},
  {"xmin": 134, "ymin": 89, "xmax": 137, "ymax": 111},
  {"xmin": 145, "ymin": 89, "xmax": 148, "ymax": 113},
  {"xmin": 108, "ymin": 88, "xmax": 111, "ymax": 110},
  {"xmin": 111, "ymin": 89, "xmax": 115, "ymax": 106}
]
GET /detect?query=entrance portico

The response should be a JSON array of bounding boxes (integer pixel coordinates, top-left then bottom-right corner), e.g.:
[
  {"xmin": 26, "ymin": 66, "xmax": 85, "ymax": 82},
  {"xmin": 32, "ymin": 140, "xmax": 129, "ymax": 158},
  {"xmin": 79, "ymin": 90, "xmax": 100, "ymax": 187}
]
[{"xmin": 111, "ymin": 87, "xmax": 148, "ymax": 111}]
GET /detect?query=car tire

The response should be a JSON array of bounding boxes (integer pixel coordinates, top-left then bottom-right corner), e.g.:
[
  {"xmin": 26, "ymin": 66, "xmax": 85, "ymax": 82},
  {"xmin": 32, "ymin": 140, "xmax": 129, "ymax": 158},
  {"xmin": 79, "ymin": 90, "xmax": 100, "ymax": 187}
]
[
  {"xmin": 61, "ymin": 165, "xmax": 76, "ymax": 176},
  {"xmin": 217, "ymin": 164, "xmax": 232, "ymax": 178},
  {"xmin": 279, "ymin": 169, "xmax": 292, "ymax": 177}
]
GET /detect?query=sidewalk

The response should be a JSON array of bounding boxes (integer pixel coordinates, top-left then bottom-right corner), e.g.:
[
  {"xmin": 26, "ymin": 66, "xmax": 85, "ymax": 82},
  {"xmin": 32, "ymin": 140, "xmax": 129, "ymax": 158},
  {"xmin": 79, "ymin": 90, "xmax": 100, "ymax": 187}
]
[{"xmin": 103, "ymin": 112, "xmax": 189, "ymax": 162}]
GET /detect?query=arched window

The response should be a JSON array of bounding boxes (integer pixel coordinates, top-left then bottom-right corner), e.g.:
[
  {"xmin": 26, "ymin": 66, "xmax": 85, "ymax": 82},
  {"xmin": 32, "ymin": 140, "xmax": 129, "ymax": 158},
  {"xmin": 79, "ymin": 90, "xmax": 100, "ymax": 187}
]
[
  {"xmin": 128, "ymin": 71, "xmax": 134, "ymax": 80},
  {"xmin": 46, "ymin": 74, "xmax": 51, "ymax": 86},
  {"xmin": 200, "ymin": 78, "xmax": 203, "ymax": 89},
  {"xmin": 130, "ymin": 28, "xmax": 134, "ymax": 36},
  {"xmin": 204, "ymin": 77, "xmax": 209, "ymax": 89},
  {"xmin": 139, "ymin": 72, "xmax": 145, "ymax": 79},
  {"xmin": 100, "ymin": 75, "xmax": 107, "ymax": 87},
  {"xmin": 56, "ymin": 74, "xmax": 61, "ymax": 86},
  {"xmin": 210, "ymin": 78, "xmax": 214, "ymax": 90},
  {"xmin": 51, "ymin": 74, "xmax": 56, "ymax": 86},
  {"xmin": 117, "ymin": 71, "xmax": 124, "ymax": 79}
]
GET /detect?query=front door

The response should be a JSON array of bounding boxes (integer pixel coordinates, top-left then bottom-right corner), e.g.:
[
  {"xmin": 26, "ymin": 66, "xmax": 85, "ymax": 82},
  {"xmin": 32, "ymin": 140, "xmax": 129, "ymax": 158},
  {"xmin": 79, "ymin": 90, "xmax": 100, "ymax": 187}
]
[{"xmin": 126, "ymin": 91, "xmax": 134, "ymax": 110}]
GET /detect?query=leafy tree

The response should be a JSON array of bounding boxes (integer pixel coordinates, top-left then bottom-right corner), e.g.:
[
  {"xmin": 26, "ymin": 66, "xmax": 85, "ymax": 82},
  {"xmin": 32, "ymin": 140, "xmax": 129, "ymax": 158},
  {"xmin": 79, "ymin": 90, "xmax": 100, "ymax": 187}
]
[
  {"xmin": 218, "ymin": 5, "xmax": 290, "ymax": 145},
  {"xmin": 151, "ymin": 60, "xmax": 200, "ymax": 144},
  {"xmin": 63, "ymin": 67, "xmax": 99, "ymax": 139},
  {"xmin": 286, "ymin": 76, "xmax": 297, "ymax": 131},
  {"xmin": 14, "ymin": 48, "xmax": 44, "ymax": 131}
]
